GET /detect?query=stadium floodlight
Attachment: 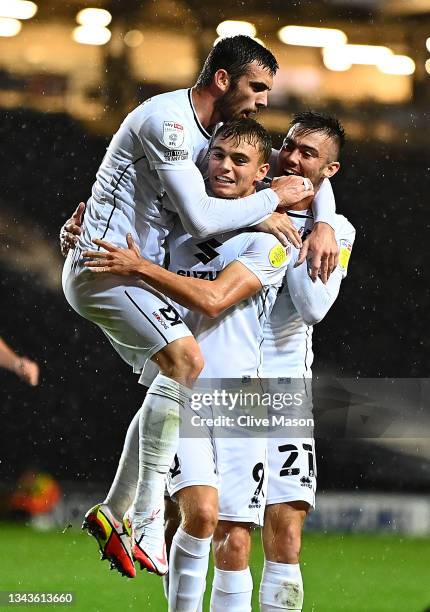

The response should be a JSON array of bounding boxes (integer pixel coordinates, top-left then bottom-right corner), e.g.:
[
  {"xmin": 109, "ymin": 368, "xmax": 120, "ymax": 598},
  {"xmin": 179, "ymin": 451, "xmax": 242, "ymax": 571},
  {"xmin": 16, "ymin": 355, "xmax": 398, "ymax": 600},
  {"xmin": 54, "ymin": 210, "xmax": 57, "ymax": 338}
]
[
  {"xmin": 73, "ymin": 25, "xmax": 111, "ymax": 46},
  {"xmin": 426, "ymin": 58, "xmax": 430, "ymax": 74},
  {"xmin": 378, "ymin": 54, "xmax": 415, "ymax": 75},
  {"xmin": 278, "ymin": 25, "xmax": 347, "ymax": 47},
  {"xmin": 0, "ymin": 0, "xmax": 37, "ymax": 20},
  {"xmin": 0, "ymin": 15, "xmax": 21, "ymax": 35},
  {"xmin": 76, "ymin": 8, "xmax": 112, "ymax": 28},
  {"xmin": 322, "ymin": 48, "xmax": 352, "ymax": 71},
  {"xmin": 216, "ymin": 20, "xmax": 257, "ymax": 38},
  {"xmin": 341, "ymin": 44, "xmax": 393, "ymax": 65}
]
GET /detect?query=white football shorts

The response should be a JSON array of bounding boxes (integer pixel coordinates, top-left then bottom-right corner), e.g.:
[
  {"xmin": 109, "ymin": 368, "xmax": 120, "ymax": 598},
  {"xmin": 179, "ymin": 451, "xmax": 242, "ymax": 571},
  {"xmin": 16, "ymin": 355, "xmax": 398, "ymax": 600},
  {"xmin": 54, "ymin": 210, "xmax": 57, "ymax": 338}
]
[
  {"xmin": 62, "ymin": 248, "xmax": 192, "ymax": 372},
  {"xmin": 166, "ymin": 404, "xmax": 267, "ymax": 526}
]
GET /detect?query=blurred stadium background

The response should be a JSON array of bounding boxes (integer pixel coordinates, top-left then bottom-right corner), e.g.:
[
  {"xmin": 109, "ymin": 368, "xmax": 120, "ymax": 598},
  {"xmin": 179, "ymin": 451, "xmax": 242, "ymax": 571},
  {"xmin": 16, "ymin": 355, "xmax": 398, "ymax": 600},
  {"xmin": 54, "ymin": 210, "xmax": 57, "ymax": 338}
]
[{"xmin": 0, "ymin": 0, "xmax": 429, "ymax": 610}]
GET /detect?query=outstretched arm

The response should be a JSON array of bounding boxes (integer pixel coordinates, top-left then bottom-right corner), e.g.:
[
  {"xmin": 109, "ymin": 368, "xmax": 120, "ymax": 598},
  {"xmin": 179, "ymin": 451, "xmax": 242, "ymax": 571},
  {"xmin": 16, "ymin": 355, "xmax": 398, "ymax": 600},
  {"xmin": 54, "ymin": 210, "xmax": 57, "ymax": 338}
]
[
  {"xmin": 83, "ymin": 235, "xmax": 261, "ymax": 319},
  {"xmin": 0, "ymin": 338, "xmax": 40, "ymax": 386}
]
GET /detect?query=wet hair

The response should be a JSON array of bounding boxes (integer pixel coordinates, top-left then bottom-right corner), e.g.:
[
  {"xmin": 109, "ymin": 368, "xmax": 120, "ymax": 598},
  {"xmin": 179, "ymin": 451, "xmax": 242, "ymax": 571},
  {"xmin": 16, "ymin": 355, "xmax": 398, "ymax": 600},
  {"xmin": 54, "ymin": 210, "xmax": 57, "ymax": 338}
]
[
  {"xmin": 213, "ymin": 118, "xmax": 272, "ymax": 163},
  {"xmin": 196, "ymin": 35, "xmax": 278, "ymax": 89},
  {"xmin": 289, "ymin": 110, "xmax": 346, "ymax": 157}
]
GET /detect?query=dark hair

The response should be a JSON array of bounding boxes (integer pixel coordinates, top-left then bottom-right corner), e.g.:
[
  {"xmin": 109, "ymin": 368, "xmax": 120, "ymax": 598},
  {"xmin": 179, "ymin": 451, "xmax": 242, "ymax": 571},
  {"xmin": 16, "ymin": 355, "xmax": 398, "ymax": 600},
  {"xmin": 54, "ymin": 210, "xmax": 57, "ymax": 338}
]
[
  {"xmin": 196, "ymin": 35, "xmax": 278, "ymax": 89},
  {"xmin": 289, "ymin": 110, "xmax": 346, "ymax": 156},
  {"xmin": 213, "ymin": 118, "xmax": 272, "ymax": 163}
]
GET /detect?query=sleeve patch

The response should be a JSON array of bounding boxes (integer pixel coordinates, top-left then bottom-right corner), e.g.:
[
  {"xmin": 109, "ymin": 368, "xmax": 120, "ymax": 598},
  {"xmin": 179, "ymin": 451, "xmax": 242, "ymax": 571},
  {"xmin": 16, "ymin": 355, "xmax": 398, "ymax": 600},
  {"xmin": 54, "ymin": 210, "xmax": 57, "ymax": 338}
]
[
  {"xmin": 163, "ymin": 121, "xmax": 185, "ymax": 149},
  {"xmin": 269, "ymin": 244, "xmax": 288, "ymax": 268},
  {"xmin": 338, "ymin": 239, "xmax": 352, "ymax": 271}
]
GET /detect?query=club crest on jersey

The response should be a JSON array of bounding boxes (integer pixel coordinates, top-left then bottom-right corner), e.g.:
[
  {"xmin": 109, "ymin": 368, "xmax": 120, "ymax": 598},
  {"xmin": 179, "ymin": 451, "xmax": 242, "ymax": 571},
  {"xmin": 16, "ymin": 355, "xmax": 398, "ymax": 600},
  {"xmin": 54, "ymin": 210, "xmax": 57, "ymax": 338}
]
[
  {"xmin": 338, "ymin": 239, "xmax": 352, "ymax": 272},
  {"xmin": 269, "ymin": 244, "xmax": 288, "ymax": 268},
  {"xmin": 163, "ymin": 121, "xmax": 185, "ymax": 149}
]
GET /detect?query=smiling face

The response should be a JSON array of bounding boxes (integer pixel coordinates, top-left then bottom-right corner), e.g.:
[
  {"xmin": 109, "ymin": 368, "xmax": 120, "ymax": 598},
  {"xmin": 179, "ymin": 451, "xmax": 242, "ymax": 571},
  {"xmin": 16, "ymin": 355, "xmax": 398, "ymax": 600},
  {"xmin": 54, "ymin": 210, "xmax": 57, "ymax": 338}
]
[
  {"xmin": 214, "ymin": 61, "xmax": 273, "ymax": 122},
  {"xmin": 208, "ymin": 133, "xmax": 270, "ymax": 199},
  {"xmin": 277, "ymin": 125, "xmax": 340, "ymax": 189}
]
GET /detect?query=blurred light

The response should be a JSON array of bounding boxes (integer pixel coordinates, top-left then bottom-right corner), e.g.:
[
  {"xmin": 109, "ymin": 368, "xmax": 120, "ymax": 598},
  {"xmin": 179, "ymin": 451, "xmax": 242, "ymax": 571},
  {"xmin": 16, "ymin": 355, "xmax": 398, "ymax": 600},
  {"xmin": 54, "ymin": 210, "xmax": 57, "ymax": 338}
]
[
  {"xmin": 426, "ymin": 38, "xmax": 430, "ymax": 53},
  {"xmin": 278, "ymin": 25, "xmax": 347, "ymax": 47},
  {"xmin": 425, "ymin": 58, "xmax": 430, "ymax": 74},
  {"xmin": 124, "ymin": 29, "xmax": 144, "ymax": 48},
  {"xmin": 0, "ymin": 16, "xmax": 21, "ymax": 36},
  {"xmin": 216, "ymin": 20, "xmax": 256, "ymax": 38},
  {"xmin": 0, "ymin": 1, "xmax": 37, "ymax": 19},
  {"xmin": 341, "ymin": 44, "xmax": 393, "ymax": 65},
  {"xmin": 73, "ymin": 25, "xmax": 111, "ymax": 46},
  {"xmin": 322, "ymin": 48, "xmax": 351, "ymax": 71},
  {"xmin": 76, "ymin": 8, "xmax": 111, "ymax": 27},
  {"xmin": 378, "ymin": 54, "xmax": 415, "ymax": 75}
]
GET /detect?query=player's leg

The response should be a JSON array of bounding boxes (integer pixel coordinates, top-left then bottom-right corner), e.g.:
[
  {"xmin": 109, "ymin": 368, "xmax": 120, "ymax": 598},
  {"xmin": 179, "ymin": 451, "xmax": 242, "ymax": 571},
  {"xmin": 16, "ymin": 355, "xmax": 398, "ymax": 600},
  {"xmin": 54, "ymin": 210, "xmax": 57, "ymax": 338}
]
[
  {"xmin": 63, "ymin": 264, "xmax": 203, "ymax": 575},
  {"xmin": 260, "ymin": 501, "xmax": 308, "ymax": 611},
  {"xmin": 209, "ymin": 433, "xmax": 267, "ymax": 612},
  {"xmin": 211, "ymin": 521, "xmax": 253, "ymax": 612},
  {"xmin": 130, "ymin": 336, "xmax": 204, "ymax": 575},
  {"xmin": 167, "ymin": 427, "xmax": 219, "ymax": 612},
  {"xmin": 259, "ymin": 435, "xmax": 316, "ymax": 611}
]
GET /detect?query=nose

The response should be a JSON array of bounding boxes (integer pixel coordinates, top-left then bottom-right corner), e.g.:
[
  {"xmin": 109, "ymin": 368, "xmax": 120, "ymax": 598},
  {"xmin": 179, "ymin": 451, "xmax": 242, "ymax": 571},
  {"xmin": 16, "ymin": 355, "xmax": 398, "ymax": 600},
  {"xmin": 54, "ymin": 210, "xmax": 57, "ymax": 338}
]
[
  {"xmin": 219, "ymin": 156, "xmax": 233, "ymax": 173},
  {"xmin": 256, "ymin": 91, "xmax": 268, "ymax": 109},
  {"xmin": 286, "ymin": 147, "xmax": 300, "ymax": 167}
]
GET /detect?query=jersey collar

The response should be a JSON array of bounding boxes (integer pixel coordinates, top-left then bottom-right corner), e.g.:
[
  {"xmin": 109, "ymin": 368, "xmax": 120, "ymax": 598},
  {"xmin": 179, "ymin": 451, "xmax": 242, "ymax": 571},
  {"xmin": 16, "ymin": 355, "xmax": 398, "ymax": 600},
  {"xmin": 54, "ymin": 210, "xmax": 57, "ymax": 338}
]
[{"xmin": 188, "ymin": 88, "xmax": 211, "ymax": 140}]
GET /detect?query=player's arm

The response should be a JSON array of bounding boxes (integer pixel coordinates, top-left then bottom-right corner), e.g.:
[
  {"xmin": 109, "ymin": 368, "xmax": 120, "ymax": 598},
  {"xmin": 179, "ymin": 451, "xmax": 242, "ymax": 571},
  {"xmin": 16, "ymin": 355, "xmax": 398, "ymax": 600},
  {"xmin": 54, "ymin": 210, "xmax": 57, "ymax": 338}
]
[
  {"xmin": 287, "ymin": 226, "xmax": 355, "ymax": 325},
  {"xmin": 139, "ymin": 111, "xmax": 311, "ymax": 244},
  {"xmin": 0, "ymin": 337, "xmax": 40, "ymax": 386},
  {"xmin": 297, "ymin": 179, "xmax": 338, "ymax": 283},
  {"xmin": 83, "ymin": 236, "xmax": 262, "ymax": 319}
]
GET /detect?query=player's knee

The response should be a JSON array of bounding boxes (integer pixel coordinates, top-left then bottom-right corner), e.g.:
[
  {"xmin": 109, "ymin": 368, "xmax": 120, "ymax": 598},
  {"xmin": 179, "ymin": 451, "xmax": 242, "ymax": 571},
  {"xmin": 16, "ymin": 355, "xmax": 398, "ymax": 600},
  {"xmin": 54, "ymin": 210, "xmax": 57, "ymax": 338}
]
[
  {"xmin": 214, "ymin": 523, "xmax": 251, "ymax": 559},
  {"xmin": 156, "ymin": 338, "xmax": 204, "ymax": 385},
  {"xmin": 182, "ymin": 501, "xmax": 218, "ymax": 538}
]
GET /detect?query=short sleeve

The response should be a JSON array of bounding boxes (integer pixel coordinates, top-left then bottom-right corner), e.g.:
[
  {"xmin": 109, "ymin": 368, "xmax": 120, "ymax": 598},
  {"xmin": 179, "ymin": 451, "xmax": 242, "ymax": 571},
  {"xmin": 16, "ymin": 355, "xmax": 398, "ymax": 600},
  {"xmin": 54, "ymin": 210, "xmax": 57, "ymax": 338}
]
[
  {"xmin": 138, "ymin": 109, "xmax": 196, "ymax": 171},
  {"xmin": 236, "ymin": 233, "xmax": 290, "ymax": 287}
]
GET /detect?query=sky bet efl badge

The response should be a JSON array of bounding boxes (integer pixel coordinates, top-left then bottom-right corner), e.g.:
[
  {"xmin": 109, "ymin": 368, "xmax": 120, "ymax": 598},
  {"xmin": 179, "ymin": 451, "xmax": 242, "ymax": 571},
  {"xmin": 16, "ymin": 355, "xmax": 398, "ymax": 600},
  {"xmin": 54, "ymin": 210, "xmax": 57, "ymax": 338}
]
[
  {"xmin": 269, "ymin": 243, "xmax": 288, "ymax": 268},
  {"xmin": 163, "ymin": 121, "xmax": 185, "ymax": 149}
]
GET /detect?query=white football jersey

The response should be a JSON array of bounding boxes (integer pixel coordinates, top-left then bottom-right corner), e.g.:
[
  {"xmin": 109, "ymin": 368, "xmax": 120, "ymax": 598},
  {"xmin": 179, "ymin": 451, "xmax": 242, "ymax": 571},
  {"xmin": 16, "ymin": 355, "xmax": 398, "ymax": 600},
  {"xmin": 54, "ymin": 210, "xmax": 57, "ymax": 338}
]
[
  {"xmin": 167, "ymin": 220, "xmax": 290, "ymax": 378},
  {"xmin": 78, "ymin": 88, "xmax": 211, "ymax": 264},
  {"xmin": 262, "ymin": 211, "xmax": 355, "ymax": 379}
]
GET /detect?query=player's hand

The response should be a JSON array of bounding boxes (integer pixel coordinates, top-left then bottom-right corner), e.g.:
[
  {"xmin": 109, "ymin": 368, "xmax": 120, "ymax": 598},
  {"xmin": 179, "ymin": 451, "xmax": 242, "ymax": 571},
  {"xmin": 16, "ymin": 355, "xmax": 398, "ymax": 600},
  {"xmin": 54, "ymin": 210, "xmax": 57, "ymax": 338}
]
[
  {"xmin": 83, "ymin": 234, "xmax": 144, "ymax": 276},
  {"xmin": 60, "ymin": 202, "xmax": 86, "ymax": 257},
  {"xmin": 296, "ymin": 222, "xmax": 338, "ymax": 283},
  {"xmin": 253, "ymin": 212, "xmax": 302, "ymax": 249},
  {"xmin": 271, "ymin": 175, "xmax": 314, "ymax": 209},
  {"xmin": 15, "ymin": 357, "xmax": 40, "ymax": 386}
]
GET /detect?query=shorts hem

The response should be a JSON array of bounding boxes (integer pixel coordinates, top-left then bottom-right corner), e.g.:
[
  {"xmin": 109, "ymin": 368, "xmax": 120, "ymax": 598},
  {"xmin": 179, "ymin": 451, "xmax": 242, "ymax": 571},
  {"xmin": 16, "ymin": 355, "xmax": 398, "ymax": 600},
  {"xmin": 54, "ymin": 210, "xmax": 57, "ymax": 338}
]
[{"xmin": 168, "ymin": 479, "xmax": 218, "ymax": 499}]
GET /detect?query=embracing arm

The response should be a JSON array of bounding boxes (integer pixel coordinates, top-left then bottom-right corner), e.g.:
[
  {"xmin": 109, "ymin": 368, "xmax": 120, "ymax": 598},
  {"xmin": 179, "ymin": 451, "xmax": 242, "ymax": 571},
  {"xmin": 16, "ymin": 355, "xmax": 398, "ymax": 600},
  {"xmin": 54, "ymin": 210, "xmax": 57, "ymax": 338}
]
[{"xmin": 83, "ymin": 236, "xmax": 261, "ymax": 319}]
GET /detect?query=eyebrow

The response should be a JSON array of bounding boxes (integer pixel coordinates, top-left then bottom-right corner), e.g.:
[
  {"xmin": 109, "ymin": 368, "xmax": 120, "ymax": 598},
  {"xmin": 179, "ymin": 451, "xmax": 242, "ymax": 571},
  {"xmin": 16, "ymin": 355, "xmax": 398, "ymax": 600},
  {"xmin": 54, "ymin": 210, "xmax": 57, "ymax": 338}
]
[
  {"xmin": 211, "ymin": 145, "xmax": 251, "ymax": 161},
  {"xmin": 283, "ymin": 137, "xmax": 319, "ymax": 156}
]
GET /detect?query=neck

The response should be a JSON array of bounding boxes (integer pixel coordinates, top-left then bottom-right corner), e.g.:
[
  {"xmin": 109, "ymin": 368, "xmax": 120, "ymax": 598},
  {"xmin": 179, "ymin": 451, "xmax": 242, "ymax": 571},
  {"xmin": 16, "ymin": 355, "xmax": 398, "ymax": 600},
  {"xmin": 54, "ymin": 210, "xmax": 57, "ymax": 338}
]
[{"xmin": 191, "ymin": 86, "xmax": 221, "ymax": 131}]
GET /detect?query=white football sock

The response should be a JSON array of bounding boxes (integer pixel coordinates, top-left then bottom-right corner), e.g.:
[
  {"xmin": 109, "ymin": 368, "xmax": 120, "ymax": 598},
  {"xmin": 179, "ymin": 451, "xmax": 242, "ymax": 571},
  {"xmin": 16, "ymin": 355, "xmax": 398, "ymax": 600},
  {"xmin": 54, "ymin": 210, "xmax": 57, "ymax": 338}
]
[
  {"xmin": 259, "ymin": 561, "xmax": 303, "ymax": 611},
  {"xmin": 210, "ymin": 567, "xmax": 253, "ymax": 612},
  {"xmin": 103, "ymin": 409, "xmax": 140, "ymax": 518},
  {"xmin": 168, "ymin": 525, "xmax": 211, "ymax": 612},
  {"xmin": 132, "ymin": 373, "xmax": 190, "ymax": 523}
]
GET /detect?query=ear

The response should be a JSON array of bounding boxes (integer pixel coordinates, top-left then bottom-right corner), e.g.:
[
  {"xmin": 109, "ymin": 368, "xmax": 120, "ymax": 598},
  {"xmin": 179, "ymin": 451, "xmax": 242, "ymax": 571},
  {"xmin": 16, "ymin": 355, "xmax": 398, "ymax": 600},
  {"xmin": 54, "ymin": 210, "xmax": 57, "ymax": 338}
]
[
  {"xmin": 323, "ymin": 161, "xmax": 340, "ymax": 179},
  {"xmin": 213, "ymin": 69, "xmax": 231, "ymax": 93},
  {"xmin": 255, "ymin": 162, "xmax": 270, "ymax": 182}
]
